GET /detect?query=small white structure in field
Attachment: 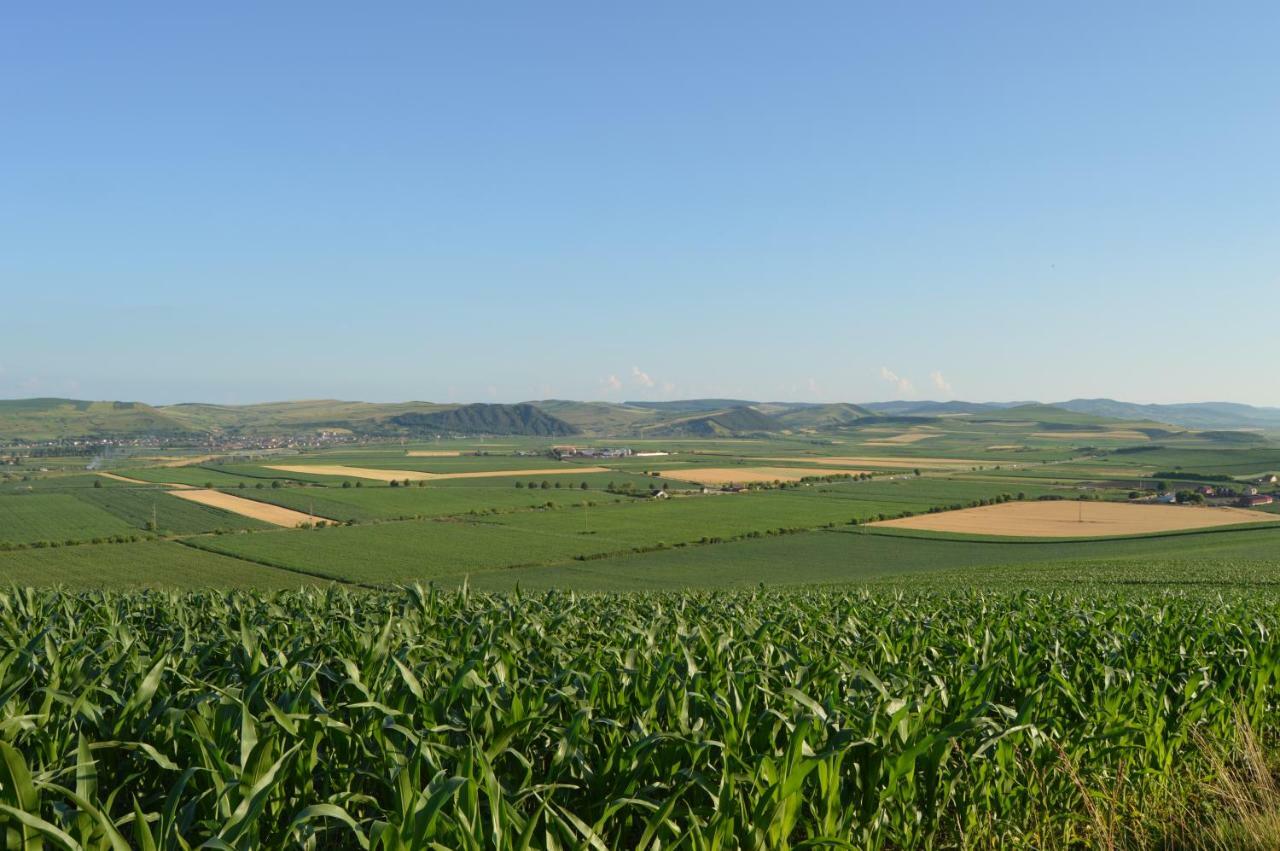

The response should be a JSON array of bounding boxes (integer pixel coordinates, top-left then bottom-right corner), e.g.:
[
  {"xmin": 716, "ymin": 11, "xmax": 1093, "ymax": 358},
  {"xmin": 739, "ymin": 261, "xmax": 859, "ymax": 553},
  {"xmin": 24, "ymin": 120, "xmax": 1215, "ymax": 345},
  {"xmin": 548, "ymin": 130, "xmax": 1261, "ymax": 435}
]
[{"xmin": 1155, "ymin": 492, "xmax": 1177, "ymax": 504}]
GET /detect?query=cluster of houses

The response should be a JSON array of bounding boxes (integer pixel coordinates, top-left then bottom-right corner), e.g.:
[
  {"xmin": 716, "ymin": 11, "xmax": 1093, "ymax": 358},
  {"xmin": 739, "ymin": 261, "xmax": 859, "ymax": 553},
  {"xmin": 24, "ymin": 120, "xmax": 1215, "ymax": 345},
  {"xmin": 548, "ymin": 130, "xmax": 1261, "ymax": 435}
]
[
  {"xmin": 551, "ymin": 445, "xmax": 633, "ymax": 459},
  {"xmin": 1153, "ymin": 474, "xmax": 1278, "ymax": 507}
]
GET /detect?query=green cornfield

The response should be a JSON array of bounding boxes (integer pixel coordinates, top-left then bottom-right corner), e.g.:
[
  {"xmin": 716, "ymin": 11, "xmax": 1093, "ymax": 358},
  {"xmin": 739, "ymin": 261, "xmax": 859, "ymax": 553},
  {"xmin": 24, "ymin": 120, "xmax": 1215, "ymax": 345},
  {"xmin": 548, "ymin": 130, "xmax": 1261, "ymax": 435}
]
[{"xmin": 0, "ymin": 584, "xmax": 1277, "ymax": 849}]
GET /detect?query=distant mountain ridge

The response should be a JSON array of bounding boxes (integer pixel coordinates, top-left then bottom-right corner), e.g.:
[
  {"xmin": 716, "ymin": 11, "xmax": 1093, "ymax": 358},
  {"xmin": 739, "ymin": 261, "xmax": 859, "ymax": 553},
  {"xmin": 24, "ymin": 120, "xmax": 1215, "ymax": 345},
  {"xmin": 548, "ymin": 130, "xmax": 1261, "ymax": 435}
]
[
  {"xmin": 863, "ymin": 398, "xmax": 1280, "ymax": 430},
  {"xmin": 3, "ymin": 395, "xmax": 1278, "ymax": 441},
  {"xmin": 1053, "ymin": 399, "xmax": 1280, "ymax": 430}
]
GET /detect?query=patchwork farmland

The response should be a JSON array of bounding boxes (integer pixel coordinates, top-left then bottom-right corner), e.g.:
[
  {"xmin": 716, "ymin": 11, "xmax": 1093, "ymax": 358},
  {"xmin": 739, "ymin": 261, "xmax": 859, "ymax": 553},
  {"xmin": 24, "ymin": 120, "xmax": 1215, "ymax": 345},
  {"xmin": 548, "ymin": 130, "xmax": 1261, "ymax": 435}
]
[{"xmin": 3, "ymin": 397, "xmax": 1280, "ymax": 847}]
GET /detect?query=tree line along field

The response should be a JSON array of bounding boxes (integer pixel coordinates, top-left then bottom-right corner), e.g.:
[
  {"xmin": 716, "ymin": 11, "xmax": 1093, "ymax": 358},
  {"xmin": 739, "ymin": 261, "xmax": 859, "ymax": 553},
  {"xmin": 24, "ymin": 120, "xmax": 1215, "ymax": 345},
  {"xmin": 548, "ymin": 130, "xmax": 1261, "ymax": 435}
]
[
  {"xmin": 0, "ymin": 585, "xmax": 1276, "ymax": 849},
  {"xmin": 229, "ymin": 480, "xmax": 636, "ymax": 524}
]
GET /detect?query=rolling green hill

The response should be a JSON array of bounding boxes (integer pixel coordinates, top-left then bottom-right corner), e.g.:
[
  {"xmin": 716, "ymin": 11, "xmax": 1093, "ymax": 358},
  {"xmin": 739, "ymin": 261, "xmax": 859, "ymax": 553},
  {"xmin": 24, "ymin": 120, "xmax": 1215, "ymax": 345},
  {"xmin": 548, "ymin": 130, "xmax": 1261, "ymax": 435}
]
[
  {"xmin": 772, "ymin": 402, "xmax": 872, "ymax": 428},
  {"xmin": 160, "ymin": 399, "xmax": 453, "ymax": 433},
  {"xmin": 641, "ymin": 405, "xmax": 781, "ymax": 437},
  {"xmin": 527, "ymin": 400, "xmax": 659, "ymax": 434},
  {"xmin": 0, "ymin": 398, "xmax": 197, "ymax": 440},
  {"xmin": 1056, "ymin": 398, "xmax": 1280, "ymax": 430},
  {"xmin": 389, "ymin": 403, "xmax": 578, "ymax": 436},
  {"xmin": 1, "ymin": 396, "xmax": 1259, "ymax": 444}
]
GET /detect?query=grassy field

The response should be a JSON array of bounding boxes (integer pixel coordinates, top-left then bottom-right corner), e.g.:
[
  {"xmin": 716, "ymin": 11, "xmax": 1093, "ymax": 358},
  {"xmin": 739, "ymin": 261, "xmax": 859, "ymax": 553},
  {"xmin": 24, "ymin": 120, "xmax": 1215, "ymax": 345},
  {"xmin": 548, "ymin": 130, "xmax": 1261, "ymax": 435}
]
[
  {"xmin": 464, "ymin": 522, "xmax": 1280, "ymax": 590},
  {"xmin": 0, "ymin": 540, "xmax": 316, "ymax": 587},
  {"xmin": 0, "ymin": 492, "xmax": 138, "ymax": 545},
  {"xmin": 0, "ymin": 427, "xmax": 1273, "ymax": 597},
  {"xmin": 238, "ymin": 481, "xmax": 639, "ymax": 522},
  {"xmin": 111, "ymin": 465, "xmax": 286, "ymax": 487},
  {"xmin": 1090, "ymin": 446, "xmax": 1280, "ymax": 477},
  {"xmin": 187, "ymin": 490, "xmax": 883, "ymax": 585},
  {"xmin": 184, "ymin": 480, "xmax": 1149, "ymax": 587},
  {"xmin": 1, "ymin": 472, "xmax": 139, "ymax": 492}
]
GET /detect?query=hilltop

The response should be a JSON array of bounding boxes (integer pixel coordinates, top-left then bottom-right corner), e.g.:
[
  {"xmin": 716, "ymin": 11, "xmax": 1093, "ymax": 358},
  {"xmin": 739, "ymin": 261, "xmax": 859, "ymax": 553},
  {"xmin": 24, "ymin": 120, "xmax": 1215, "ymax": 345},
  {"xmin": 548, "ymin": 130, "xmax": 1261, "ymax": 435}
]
[{"xmin": 0, "ymin": 398, "xmax": 198, "ymax": 441}]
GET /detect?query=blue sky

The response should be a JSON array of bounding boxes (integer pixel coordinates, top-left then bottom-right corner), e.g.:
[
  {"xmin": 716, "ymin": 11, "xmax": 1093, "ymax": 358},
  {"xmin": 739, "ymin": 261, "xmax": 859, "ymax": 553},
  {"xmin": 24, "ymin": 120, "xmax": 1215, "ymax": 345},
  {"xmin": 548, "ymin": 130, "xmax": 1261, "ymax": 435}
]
[{"xmin": 3, "ymin": 3, "xmax": 1277, "ymax": 406}]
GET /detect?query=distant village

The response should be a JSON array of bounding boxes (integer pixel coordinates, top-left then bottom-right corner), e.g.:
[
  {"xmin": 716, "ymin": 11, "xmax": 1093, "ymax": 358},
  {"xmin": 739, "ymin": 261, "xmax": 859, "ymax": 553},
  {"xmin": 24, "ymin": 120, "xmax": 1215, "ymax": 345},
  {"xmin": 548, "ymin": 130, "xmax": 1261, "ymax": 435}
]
[
  {"xmin": 1152, "ymin": 473, "xmax": 1277, "ymax": 508},
  {"xmin": 550, "ymin": 446, "xmax": 670, "ymax": 460}
]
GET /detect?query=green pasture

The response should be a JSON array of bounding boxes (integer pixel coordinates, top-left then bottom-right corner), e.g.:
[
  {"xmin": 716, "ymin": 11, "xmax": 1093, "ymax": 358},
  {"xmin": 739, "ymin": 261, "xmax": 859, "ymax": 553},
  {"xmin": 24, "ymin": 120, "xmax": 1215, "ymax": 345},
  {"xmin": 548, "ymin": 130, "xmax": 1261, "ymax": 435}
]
[
  {"xmin": 465, "ymin": 522, "xmax": 1280, "ymax": 591},
  {"xmin": 0, "ymin": 540, "xmax": 320, "ymax": 588},
  {"xmin": 240, "ymin": 481, "xmax": 634, "ymax": 523},
  {"xmin": 0, "ymin": 493, "xmax": 137, "ymax": 545},
  {"xmin": 1093, "ymin": 446, "xmax": 1280, "ymax": 477}
]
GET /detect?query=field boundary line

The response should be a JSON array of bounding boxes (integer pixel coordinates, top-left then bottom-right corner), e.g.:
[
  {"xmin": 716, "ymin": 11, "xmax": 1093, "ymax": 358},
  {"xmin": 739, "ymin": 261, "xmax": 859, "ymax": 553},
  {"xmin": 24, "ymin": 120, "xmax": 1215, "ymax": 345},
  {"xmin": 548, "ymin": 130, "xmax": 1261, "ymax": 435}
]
[{"xmin": 174, "ymin": 537, "xmax": 380, "ymax": 590}]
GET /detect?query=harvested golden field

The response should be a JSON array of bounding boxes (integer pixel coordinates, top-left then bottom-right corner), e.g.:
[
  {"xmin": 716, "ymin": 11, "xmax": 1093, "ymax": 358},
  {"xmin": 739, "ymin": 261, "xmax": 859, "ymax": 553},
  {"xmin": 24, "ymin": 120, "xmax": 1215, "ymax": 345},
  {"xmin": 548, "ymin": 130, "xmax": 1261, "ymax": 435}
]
[
  {"xmin": 405, "ymin": 451, "xmax": 462, "ymax": 457},
  {"xmin": 437, "ymin": 467, "xmax": 611, "ymax": 479},
  {"xmin": 1032, "ymin": 430, "xmax": 1151, "ymax": 441},
  {"xmin": 156, "ymin": 454, "xmax": 227, "ymax": 467},
  {"xmin": 96, "ymin": 472, "xmax": 193, "ymax": 489},
  {"xmin": 265, "ymin": 464, "xmax": 611, "ymax": 482},
  {"xmin": 660, "ymin": 466, "xmax": 867, "ymax": 485},
  {"xmin": 761, "ymin": 456, "xmax": 992, "ymax": 469},
  {"xmin": 862, "ymin": 432, "xmax": 938, "ymax": 446},
  {"xmin": 169, "ymin": 489, "xmax": 336, "ymax": 527},
  {"xmin": 872, "ymin": 500, "xmax": 1278, "ymax": 538},
  {"xmin": 266, "ymin": 465, "xmax": 436, "ymax": 482}
]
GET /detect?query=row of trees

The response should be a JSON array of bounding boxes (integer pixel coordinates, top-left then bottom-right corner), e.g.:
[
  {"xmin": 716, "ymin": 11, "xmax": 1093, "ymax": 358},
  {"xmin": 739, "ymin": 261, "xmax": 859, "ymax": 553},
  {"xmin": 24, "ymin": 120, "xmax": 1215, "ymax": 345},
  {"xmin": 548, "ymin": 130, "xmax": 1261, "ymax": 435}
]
[{"xmin": 516, "ymin": 480, "xmax": 591, "ymax": 490}]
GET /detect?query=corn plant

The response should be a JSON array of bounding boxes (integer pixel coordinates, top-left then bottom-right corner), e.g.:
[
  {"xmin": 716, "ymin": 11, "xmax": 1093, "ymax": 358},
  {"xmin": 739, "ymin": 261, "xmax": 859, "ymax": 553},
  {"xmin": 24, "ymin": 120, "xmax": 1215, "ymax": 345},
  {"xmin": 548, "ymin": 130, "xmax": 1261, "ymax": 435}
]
[{"xmin": 0, "ymin": 584, "xmax": 1276, "ymax": 848}]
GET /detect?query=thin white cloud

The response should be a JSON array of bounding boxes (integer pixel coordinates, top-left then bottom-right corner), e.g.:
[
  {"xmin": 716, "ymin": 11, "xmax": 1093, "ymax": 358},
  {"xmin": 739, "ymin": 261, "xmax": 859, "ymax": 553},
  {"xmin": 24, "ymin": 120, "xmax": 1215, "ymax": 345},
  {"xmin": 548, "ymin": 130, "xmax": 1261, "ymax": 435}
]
[
  {"xmin": 806, "ymin": 377, "xmax": 819, "ymax": 395},
  {"xmin": 930, "ymin": 370, "xmax": 953, "ymax": 396},
  {"xmin": 661, "ymin": 381, "xmax": 675, "ymax": 395},
  {"xmin": 632, "ymin": 366, "xmax": 655, "ymax": 388},
  {"xmin": 880, "ymin": 367, "xmax": 915, "ymax": 397},
  {"xmin": 603, "ymin": 374, "xmax": 622, "ymax": 391}
]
